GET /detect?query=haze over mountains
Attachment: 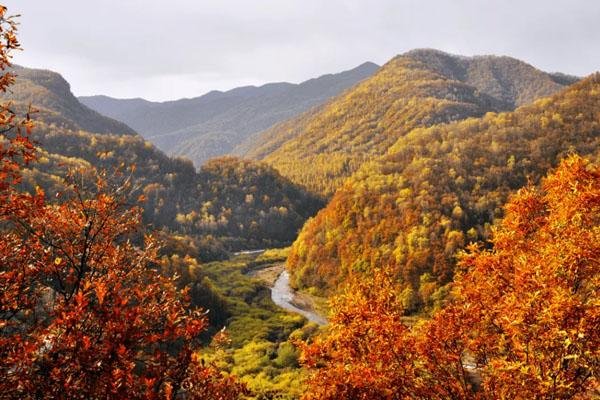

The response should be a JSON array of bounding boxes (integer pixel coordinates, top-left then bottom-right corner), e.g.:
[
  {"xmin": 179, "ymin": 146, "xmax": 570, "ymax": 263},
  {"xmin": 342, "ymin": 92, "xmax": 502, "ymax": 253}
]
[{"xmin": 79, "ymin": 62, "xmax": 379, "ymax": 166}]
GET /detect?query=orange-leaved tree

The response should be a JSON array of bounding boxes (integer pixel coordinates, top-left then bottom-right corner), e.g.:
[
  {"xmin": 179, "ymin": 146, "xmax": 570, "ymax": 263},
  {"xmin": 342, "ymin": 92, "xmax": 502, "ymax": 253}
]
[
  {"xmin": 301, "ymin": 154, "xmax": 599, "ymax": 399},
  {"xmin": 299, "ymin": 270, "xmax": 420, "ymax": 399},
  {"xmin": 439, "ymin": 154, "xmax": 599, "ymax": 398},
  {"xmin": 0, "ymin": 6, "xmax": 245, "ymax": 399}
]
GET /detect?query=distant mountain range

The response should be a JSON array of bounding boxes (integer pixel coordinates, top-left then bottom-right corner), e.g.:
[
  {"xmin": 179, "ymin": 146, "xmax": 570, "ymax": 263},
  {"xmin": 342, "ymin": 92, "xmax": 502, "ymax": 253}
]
[
  {"xmin": 79, "ymin": 62, "xmax": 379, "ymax": 166},
  {"xmin": 78, "ymin": 50, "xmax": 580, "ymax": 198}
]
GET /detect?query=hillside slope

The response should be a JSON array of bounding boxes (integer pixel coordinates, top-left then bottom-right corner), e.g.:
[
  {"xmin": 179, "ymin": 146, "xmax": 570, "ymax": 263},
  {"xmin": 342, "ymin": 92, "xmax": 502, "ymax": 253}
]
[
  {"xmin": 287, "ymin": 74, "xmax": 600, "ymax": 310},
  {"xmin": 79, "ymin": 62, "xmax": 379, "ymax": 165},
  {"xmin": 4, "ymin": 65, "xmax": 137, "ymax": 135},
  {"xmin": 242, "ymin": 50, "xmax": 577, "ymax": 196},
  {"xmin": 6, "ymin": 65, "xmax": 323, "ymax": 251}
]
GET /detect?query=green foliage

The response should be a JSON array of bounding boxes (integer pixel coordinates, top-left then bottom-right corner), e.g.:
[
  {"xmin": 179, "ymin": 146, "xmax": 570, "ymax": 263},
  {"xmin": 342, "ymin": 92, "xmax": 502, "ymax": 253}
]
[
  {"xmin": 274, "ymin": 342, "xmax": 300, "ymax": 368},
  {"xmin": 153, "ymin": 243, "xmax": 319, "ymax": 398},
  {"xmin": 255, "ymin": 248, "xmax": 290, "ymax": 264},
  {"xmin": 190, "ymin": 252, "xmax": 320, "ymax": 399}
]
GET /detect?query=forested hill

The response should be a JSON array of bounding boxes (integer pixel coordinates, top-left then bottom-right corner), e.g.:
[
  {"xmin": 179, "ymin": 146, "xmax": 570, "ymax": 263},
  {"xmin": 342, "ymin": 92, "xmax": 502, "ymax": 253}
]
[
  {"xmin": 287, "ymin": 73, "xmax": 600, "ymax": 311},
  {"xmin": 240, "ymin": 49, "xmax": 578, "ymax": 196},
  {"xmin": 3, "ymin": 65, "xmax": 138, "ymax": 135},
  {"xmin": 79, "ymin": 62, "xmax": 379, "ymax": 166},
  {"xmin": 4, "ymin": 65, "xmax": 323, "ymax": 253}
]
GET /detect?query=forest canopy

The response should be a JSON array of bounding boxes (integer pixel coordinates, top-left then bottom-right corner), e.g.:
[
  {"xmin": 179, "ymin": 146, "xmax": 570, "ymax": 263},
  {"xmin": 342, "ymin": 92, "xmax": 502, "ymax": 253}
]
[
  {"xmin": 247, "ymin": 49, "xmax": 576, "ymax": 196},
  {"xmin": 287, "ymin": 74, "xmax": 600, "ymax": 315},
  {"xmin": 0, "ymin": 65, "xmax": 323, "ymax": 254}
]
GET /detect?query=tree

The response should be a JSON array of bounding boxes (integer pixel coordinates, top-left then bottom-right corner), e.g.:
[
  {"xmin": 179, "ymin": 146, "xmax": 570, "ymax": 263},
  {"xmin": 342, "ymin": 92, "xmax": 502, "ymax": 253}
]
[
  {"xmin": 0, "ymin": 7, "xmax": 245, "ymax": 398},
  {"xmin": 441, "ymin": 154, "xmax": 599, "ymax": 398},
  {"xmin": 299, "ymin": 270, "xmax": 422, "ymax": 399},
  {"xmin": 300, "ymin": 155, "xmax": 599, "ymax": 399}
]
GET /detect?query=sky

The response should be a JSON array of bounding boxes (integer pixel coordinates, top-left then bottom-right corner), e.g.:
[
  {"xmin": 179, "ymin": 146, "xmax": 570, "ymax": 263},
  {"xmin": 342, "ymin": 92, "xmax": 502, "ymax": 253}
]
[{"xmin": 4, "ymin": 0, "xmax": 600, "ymax": 101}]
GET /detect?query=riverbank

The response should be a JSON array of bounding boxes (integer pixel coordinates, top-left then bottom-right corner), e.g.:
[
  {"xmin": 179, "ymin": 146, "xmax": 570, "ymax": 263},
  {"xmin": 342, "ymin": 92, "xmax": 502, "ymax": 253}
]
[
  {"xmin": 271, "ymin": 270, "xmax": 327, "ymax": 325},
  {"xmin": 245, "ymin": 262, "xmax": 284, "ymax": 286},
  {"xmin": 247, "ymin": 263, "xmax": 327, "ymax": 325}
]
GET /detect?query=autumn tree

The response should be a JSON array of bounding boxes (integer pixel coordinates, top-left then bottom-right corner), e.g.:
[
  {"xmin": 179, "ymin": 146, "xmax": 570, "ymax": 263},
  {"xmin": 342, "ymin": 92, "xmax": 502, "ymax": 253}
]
[
  {"xmin": 287, "ymin": 72, "xmax": 600, "ymax": 305},
  {"xmin": 301, "ymin": 155, "xmax": 599, "ymax": 399},
  {"xmin": 0, "ymin": 7, "xmax": 245, "ymax": 399},
  {"xmin": 437, "ymin": 154, "xmax": 599, "ymax": 398},
  {"xmin": 299, "ymin": 270, "xmax": 421, "ymax": 399}
]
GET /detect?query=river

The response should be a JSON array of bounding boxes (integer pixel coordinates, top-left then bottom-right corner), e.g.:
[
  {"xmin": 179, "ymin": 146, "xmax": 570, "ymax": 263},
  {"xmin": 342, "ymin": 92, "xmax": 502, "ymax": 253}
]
[{"xmin": 271, "ymin": 271, "xmax": 327, "ymax": 325}]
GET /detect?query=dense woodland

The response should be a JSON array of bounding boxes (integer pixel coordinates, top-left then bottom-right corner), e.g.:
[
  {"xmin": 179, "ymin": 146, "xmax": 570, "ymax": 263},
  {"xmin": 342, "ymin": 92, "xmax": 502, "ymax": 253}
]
[
  {"xmin": 288, "ymin": 74, "xmax": 600, "ymax": 314},
  {"xmin": 0, "ymin": 4, "xmax": 598, "ymax": 399},
  {"xmin": 300, "ymin": 156, "xmax": 599, "ymax": 398},
  {"xmin": 0, "ymin": 65, "xmax": 323, "ymax": 253}
]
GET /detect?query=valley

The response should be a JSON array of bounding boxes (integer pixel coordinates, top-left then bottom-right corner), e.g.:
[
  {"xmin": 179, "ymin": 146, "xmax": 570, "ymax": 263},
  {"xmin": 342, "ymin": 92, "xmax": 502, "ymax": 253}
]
[
  {"xmin": 79, "ymin": 58, "xmax": 600, "ymax": 396},
  {"xmin": 0, "ymin": 3, "xmax": 598, "ymax": 398},
  {"xmin": 8, "ymin": 54, "xmax": 597, "ymax": 399},
  {"xmin": 185, "ymin": 250, "xmax": 318, "ymax": 398}
]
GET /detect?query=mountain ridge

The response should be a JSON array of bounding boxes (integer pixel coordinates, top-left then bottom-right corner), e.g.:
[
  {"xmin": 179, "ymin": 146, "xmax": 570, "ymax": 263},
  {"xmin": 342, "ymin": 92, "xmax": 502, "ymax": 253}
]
[
  {"xmin": 240, "ymin": 49, "xmax": 580, "ymax": 196},
  {"xmin": 79, "ymin": 61, "xmax": 379, "ymax": 166},
  {"xmin": 286, "ymin": 73, "xmax": 600, "ymax": 303},
  {"xmin": 4, "ymin": 65, "xmax": 138, "ymax": 136},
  {"xmin": 4, "ymin": 64, "xmax": 324, "ymax": 252}
]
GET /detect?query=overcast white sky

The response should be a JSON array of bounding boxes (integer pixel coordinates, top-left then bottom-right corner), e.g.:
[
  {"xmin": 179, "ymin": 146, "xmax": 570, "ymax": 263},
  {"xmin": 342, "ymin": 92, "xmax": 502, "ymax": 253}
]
[{"xmin": 4, "ymin": 0, "xmax": 599, "ymax": 101}]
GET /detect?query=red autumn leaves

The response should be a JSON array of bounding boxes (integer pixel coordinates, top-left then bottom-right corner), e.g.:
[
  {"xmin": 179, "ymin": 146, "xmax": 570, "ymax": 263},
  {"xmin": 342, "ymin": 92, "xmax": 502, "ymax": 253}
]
[{"xmin": 301, "ymin": 155, "xmax": 599, "ymax": 399}]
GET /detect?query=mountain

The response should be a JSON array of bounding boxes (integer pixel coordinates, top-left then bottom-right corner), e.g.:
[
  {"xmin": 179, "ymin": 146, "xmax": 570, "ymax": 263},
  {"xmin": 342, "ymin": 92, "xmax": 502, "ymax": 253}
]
[
  {"xmin": 79, "ymin": 62, "xmax": 379, "ymax": 166},
  {"xmin": 402, "ymin": 49, "xmax": 578, "ymax": 108},
  {"xmin": 5, "ymin": 65, "xmax": 323, "ymax": 252},
  {"xmin": 4, "ymin": 65, "xmax": 137, "ymax": 135},
  {"xmin": 239, "ymin": 49, "xmax": 579, "ymax": 196},
  {"xmin": 286, "ymin": 74, "xmax": 600, "ymax": 310}
]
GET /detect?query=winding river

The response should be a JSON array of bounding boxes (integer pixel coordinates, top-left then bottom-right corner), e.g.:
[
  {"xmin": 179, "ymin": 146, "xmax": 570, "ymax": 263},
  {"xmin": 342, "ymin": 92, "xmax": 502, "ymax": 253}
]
[{"xmin": 271, "ymin": 271, "xmax": 327, "ymax": 325}]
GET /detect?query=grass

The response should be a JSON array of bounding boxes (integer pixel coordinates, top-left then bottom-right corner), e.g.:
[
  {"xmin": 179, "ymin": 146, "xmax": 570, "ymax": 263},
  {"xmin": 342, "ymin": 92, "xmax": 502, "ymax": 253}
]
[{"xmin": 195, "ymin": 249, "xmax": 321, "ymax": 399}]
